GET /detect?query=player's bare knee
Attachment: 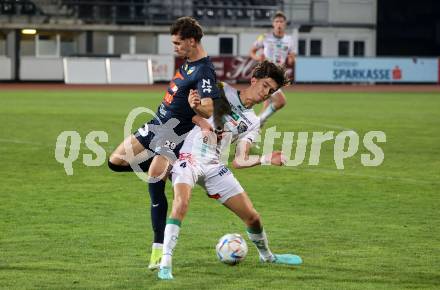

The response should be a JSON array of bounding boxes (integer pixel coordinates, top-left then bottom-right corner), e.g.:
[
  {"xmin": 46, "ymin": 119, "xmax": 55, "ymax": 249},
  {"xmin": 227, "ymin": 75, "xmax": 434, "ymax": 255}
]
[
  {"xmin": 149, "ymin": 167, "xmax": 166, "ymax": 178},
  {"xmin": 148, "ymin": 157, "xmax": 169, "ymax": 178},
  {"xmin": 108, "ymin": 153, "xmax": 129, "ymax": 167}
]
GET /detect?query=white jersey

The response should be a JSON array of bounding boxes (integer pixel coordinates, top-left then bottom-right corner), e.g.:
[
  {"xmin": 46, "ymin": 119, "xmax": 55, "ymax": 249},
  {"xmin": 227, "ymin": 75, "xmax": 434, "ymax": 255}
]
[
  {"xmin": 179, "ymin": 83, "xmax": 260, "ymax": 165},
  {"xmin": 254, "ymin": 33, "xmax": 296, "ymax": 66}
]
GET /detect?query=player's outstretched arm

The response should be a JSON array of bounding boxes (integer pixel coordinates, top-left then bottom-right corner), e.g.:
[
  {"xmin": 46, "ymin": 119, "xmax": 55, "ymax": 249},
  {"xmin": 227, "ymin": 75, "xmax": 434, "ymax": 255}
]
[{"xmin": 232, "ymin": 140, "xmax": 286, "ymax": 169}]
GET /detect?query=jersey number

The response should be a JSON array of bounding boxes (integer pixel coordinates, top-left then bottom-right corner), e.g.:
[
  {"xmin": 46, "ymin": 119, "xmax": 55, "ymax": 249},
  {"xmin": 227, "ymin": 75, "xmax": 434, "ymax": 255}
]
[
  {"xmin": 202, "ymin": 79, "xmax": 212, "ymax": 93},
  {"xmin": 164, "ymin": 140, "xmax": 176, "ymax": 150}
]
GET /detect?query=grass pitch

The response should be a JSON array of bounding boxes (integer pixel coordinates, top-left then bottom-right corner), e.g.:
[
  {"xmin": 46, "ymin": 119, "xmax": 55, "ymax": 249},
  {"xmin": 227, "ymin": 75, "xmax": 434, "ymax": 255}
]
[{"xmin": 0, "ymin": 88, "xmax": 439, "ymax": 289}]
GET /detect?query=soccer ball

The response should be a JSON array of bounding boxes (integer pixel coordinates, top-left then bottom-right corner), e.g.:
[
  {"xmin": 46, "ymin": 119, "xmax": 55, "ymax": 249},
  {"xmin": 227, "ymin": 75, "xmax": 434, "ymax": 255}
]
[{"xmin": 215, "ymin": 233, "xmax": 248, "ymax": 265}]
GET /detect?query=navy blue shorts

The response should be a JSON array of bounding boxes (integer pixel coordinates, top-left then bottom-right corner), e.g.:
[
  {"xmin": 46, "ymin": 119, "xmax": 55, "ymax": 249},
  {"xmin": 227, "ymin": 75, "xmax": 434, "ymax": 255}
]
[{"xmin": 134, "ymin": 118, "xmax": 189, "ymax": 162}]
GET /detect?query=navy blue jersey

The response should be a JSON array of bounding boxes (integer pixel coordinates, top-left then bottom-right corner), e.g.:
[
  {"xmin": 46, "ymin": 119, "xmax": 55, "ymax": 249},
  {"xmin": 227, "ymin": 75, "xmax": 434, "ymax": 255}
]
[
  {"xmin": 135, "ymin": 56, "xmax": 220, "ymax": 157},
  {"xmin": 157, "ymin": 56, "xmax": 219, "ymax": 131}
]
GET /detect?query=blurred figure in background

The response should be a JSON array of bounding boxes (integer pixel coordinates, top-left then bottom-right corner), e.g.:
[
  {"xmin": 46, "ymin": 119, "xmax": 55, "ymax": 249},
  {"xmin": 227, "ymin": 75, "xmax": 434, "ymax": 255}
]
[{"xmin": 249, "ymin": 11, "xmax": 297, "ymax": 127}]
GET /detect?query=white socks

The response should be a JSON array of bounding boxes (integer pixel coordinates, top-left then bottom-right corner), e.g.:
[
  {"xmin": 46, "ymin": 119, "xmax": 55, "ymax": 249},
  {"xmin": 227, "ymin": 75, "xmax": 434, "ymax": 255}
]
[
  {"xmin": 160, "ymin": 220, "xmax": 181, "ymax": 268},
  {"xmin": 247, "ymin": 229, "xmax": 275, "ymax": 262}
]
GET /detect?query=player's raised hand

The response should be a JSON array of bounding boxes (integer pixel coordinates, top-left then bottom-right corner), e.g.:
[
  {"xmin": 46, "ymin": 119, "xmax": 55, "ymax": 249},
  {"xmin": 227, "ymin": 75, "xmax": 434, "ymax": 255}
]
[{"xmin": 188, "ymin": 89, "xmax": 201, "ymax": 109}]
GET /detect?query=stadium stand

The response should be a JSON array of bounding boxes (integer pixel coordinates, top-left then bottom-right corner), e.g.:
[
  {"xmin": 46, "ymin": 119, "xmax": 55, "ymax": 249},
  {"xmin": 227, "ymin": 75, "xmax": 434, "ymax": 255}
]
[
  {"xmin": 0, "ymin": 0, "xmax": 39, "ymax": 16},
  {"xmin": 0, "ymin": 0, "xmax": 282, "ymax": 26}
]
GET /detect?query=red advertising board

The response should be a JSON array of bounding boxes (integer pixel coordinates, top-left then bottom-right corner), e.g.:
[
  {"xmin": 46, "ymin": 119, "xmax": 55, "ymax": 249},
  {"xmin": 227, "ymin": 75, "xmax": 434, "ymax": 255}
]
[
  {"xmin": 175, "ymin": 56, "xmax": 259, "ymax": 83},
  {"xmin": 176, "ymin": 56, "xmax": 297, "ymax": 83}
]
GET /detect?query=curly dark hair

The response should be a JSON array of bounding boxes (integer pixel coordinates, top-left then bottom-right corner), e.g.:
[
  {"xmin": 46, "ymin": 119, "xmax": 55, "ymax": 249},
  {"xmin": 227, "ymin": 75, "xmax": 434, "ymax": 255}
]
[
  {"xmin": 170, "ymin": 17, "xmax": 203, "ymax": 42},
  {"xmin": 252, "ymin": 60, "xmax": 290, "ymax": 89}
]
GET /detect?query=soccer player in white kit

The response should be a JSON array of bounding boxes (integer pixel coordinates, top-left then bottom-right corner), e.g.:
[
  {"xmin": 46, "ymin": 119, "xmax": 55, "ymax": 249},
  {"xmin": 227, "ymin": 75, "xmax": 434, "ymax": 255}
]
[
  {"xmin": 158, "ymin": 61, "xmax": 302, "ymax": 280},
  {"xmin": 249, "ymin": 11, "xmax": 296, "ymax": 127}
]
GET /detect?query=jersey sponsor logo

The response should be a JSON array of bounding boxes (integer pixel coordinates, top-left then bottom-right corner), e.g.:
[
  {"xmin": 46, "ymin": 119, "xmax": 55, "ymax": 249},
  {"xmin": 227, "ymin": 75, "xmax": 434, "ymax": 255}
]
[
  {"xmin": 202, "ymin": 79, "xmax": 212, "ymax": 93},
  {"xmin": 230, "ymin": 104, "xmax": 252, "ymax": 125},
  {"xmin": 163, "ymin": 71, "xmax": 184, "ymax": 104},
  {"xmin": 237, "ymin": 121, "xmax": 248, "ymax": 134},
  {"xmin": 164, "ymin": 82, "xmax": 179, "ymax": 105},
  {"xmin": 187, "ymin": 66, "xmax": 195, "ymax": 75},
  {"xmin": 174, "ymin": 70, "xmax": 184, "ymax": 80},
  {"xmin": 159, "ymin": 103, "xmax": 167, "ymax": 117},
  {"xmin": 138, "ymin": 125, "xmax": 149, "ymax": 137}
]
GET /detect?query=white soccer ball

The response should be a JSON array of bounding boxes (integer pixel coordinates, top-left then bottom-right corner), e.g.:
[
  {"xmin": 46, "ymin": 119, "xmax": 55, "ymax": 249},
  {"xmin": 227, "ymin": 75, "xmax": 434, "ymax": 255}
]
[{"xmin": 215, "ymin": 233, "xmax": 248, "ymax": 265}]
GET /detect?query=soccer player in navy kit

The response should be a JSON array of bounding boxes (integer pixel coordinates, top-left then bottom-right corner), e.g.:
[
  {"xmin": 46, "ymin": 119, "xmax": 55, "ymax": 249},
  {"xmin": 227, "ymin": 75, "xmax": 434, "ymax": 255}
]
[{"xmin": 107, "ymin": 17, "xmax": 220, "ymax": 270}]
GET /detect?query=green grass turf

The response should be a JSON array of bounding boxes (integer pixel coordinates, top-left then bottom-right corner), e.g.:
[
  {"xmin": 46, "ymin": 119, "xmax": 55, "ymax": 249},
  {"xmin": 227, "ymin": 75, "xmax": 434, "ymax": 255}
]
[{"xmin": 0, "ymin": 89, "xmax": 439, "ymax": 289}]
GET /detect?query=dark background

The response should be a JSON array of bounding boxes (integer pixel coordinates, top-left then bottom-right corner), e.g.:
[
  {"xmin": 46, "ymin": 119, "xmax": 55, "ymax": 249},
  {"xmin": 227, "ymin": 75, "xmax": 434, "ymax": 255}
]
[{"xmin": 377, "ymin": 0, "xmax": 440, "ymax": 56}]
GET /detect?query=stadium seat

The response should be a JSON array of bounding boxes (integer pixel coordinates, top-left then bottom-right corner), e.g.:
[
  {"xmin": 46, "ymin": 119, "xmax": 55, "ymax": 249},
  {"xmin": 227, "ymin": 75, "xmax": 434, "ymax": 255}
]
[
  {"xmin": 21, "ymin": 2, "xmax": 37, "ymax": 15},
  {"xmin": 1, "ymin": 1, "xmax": 16, "ymax": 15}
]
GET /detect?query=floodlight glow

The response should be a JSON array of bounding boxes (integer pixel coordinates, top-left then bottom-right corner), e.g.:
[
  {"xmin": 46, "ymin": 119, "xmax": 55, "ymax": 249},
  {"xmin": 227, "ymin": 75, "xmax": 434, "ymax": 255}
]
[{"xmin": 21, "ymin": 29, "xmax": 37, "ymax": 35}]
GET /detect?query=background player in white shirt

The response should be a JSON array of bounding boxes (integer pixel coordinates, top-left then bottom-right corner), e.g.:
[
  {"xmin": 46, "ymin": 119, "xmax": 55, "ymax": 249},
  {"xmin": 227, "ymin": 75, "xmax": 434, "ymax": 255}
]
[
  {"xmin": 158, "ymin": 61, "xmax": 302, "ymax": 280},
  {"xmin": 249, "ymin": 11, "xmax": 296, "ymax": 127}
]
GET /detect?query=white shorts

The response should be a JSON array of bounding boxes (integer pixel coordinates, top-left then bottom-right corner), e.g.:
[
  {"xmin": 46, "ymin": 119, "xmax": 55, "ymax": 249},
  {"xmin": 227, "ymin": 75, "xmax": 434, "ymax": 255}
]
[{"xmin": 171, "ymin": 157, "xmax": 244, "ymax": 204}]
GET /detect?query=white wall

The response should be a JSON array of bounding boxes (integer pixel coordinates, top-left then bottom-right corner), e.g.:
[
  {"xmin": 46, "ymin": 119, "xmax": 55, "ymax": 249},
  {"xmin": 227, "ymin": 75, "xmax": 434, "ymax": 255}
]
[
  {"xmin": 238, "ymin": 32, "xmax": 260, "ymax": 56},
  {"xmin": 20, "ymin": 57, "xmax": 64, "ymax": 80},
  {"xmin": 0, "ymin": 56, "xmax": 12, "ymax": 80},
  {"xmin": 64, "ymin": 57, "xmax": 154, "ymax": 84},
  {"xmin": 328, "ymin": 0, "xmax": 376, "ymax": 24},
  {"xmin": 136, "ymin": 33, "xmax": 157, "ymax": 54},
  {"xmin": 158, "ymin": 34, "xmax": 220, "ymax": 56},
  {"xmin": 286, "ymin": 0, "xmax": 312, "ymax": 22},
  {"xmin": 300, "ymin": 26, "xmax": 375, "ymax": 57},
  {"xmin": 158, "ymin": 35, "xmax": 173, "ymax": 55},
  {"xmin": 64, "ymin": 58, "xmax": 107, "ymax": 84},
  {"xmin": 201, "ymin": 35, "xmax": 219, "ymax": 56}
]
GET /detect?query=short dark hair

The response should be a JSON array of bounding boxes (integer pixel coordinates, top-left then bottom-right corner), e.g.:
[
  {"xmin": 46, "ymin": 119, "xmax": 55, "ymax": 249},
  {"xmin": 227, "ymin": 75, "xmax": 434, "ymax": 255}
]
[
  {"xmin": 170, "ymin": 17, "xmax": 203, "ymax": 42},
  {"xmin": 272, "ymin": 11, "xmax": 286, "ymax": 21},
  {"xmin": 252, "ymin": 60, "xmax": 289, "ymax": 89}
]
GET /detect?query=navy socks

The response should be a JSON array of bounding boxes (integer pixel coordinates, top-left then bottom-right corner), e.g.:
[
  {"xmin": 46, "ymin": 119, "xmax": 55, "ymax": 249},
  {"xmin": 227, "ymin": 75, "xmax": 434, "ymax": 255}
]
[{"xmin": 148, "ymin": 180, "xmax": 168, "ymax": 243}]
